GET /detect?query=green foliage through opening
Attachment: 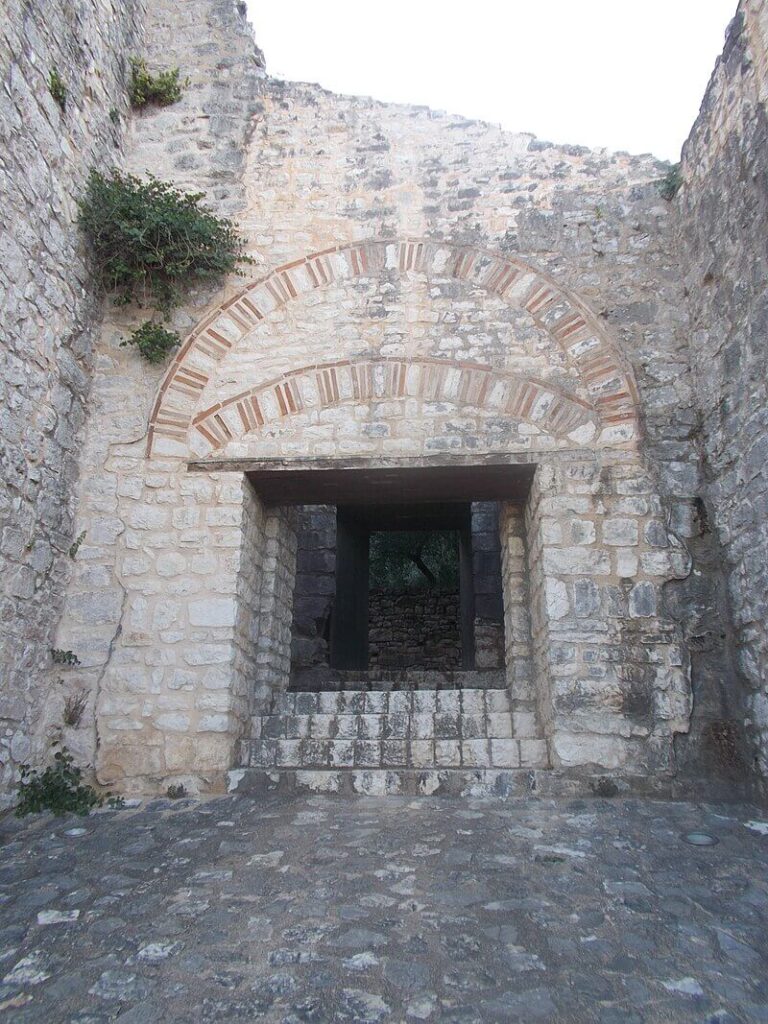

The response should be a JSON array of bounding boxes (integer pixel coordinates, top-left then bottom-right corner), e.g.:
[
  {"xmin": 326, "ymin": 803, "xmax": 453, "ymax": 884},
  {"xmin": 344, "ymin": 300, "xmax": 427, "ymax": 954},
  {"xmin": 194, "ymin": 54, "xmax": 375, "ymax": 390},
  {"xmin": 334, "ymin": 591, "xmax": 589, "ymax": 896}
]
[{"xmin": 369, "ymin": 531, "xmax": 460, "ymax": 592}]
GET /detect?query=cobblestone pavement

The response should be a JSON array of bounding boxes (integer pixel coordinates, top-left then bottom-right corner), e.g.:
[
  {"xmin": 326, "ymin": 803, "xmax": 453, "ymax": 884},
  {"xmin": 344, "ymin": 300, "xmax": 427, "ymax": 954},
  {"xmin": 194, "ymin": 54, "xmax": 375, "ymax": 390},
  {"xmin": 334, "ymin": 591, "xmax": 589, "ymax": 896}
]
[{"xmin": 0, "ymin": 795, "xmax": 767, "ymax": 1023}]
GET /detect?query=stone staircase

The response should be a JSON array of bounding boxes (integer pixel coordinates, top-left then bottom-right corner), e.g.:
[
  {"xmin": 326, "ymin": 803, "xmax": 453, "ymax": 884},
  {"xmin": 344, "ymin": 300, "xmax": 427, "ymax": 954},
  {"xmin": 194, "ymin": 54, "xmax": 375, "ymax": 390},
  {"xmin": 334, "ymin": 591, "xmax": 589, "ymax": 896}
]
[{"xmin": 237, "ymin": 685, "xmax": 549, "ymax": 796}]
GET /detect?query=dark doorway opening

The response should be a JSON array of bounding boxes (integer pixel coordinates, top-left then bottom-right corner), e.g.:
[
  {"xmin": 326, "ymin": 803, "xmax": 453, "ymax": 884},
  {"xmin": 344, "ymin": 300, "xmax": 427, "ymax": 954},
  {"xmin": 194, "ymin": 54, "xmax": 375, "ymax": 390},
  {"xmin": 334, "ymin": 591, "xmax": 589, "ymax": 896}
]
[
  {"xmin": 245, "ymin": 460, "xmax": 527, "ymax": 689},
  {"xmin": 330, "ymin": 504, "xmax": 476, "ymax": 672}
]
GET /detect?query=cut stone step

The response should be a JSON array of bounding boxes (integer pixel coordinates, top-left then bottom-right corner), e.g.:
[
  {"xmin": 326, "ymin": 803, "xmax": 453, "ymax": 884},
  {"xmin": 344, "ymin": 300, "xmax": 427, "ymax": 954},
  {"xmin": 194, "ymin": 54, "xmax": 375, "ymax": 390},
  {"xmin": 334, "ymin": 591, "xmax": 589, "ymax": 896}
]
[
  {"xmin": 288, "ymin": 668, "xmax": 507, "ymax": 692},
  {"xmin": 228, "ymin": 767, "xmax": 589, "ymax": 799},
  {"xmin": 253, "ymin": 711, "xmax": 521, "ymax": 741},
  {"xmin": 270, "ymin": 688, "xmax": 514, "ymax": 716},
  {"xmin": 249, "ymin": 736, "xmax": 548, "ymax": 770}
]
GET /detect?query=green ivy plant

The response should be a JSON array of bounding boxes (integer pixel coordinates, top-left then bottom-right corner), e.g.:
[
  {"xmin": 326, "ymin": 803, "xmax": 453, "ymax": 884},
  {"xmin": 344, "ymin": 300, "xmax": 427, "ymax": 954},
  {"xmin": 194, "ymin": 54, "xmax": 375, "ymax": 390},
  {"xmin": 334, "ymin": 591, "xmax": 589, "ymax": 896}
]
[
  {"xmin": 129, "ymin": 57, "xmax": 187, "ymax": 109},
  {"xmin": 122, "ymin": 321, "xmax": 181, "ymax": 364},
  {"xmin": 15, "ymin": 746, "xmax": 123, "ymax": 817},
  {"xmin": 658, "ymin": 163, "xmax": 683, "ymax": 201},
  {"xmin": 49, "ymin": 68, "xmax": 67, "ymax": 110},
  {"xmin": 78, "ymin": 170, "xmax": 251, "ymax": 313}
]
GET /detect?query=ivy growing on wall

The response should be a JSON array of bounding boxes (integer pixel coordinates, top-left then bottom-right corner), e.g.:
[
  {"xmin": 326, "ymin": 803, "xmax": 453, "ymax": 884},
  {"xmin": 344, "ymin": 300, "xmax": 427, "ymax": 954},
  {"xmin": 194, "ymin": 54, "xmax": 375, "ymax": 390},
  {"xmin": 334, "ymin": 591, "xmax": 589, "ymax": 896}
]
[{"xmin": 79, "ymin": 171, "xmax": 251, "ymax": 311}]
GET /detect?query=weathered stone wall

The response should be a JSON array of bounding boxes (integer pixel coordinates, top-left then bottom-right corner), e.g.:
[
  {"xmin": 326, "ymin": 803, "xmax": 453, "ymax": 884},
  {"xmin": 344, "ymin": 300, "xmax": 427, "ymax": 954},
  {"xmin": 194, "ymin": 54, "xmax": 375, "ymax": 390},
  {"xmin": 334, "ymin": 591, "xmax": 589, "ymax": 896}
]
[
  {"xmin": 290, "ymin": 506, "xmax": 337, "ymax": 685},
  {"xmin": 471, "ymin": 502, "xmax": 505, "ymax": 670},
  {"xmin": 0, "ymin": 0, "xmax": 145, "ymax": 803},
  {"xmin": 368, "ymin": 590, "xmax": 461, "ymax": 669},
  {"xmin": 499, "ymin": 503, "xmax": 542, "ymax": 750},
  {"xmin": 525, "ymin": 461, "xmax": 691, "ymax": 775},
  {"xmin": 12, "ymin": 0, "xmax": 763, "ymax": 795},
  {"xmin": 45, "ymin": 0, "xmax": 268, "ymax": 794},
  {"xmin": 83, "ymin": 67, "xmax": 699, "ymax": 788},
  {"xmin": 677, "ymin": 0, "xmax": 768, "ymax": 795}
]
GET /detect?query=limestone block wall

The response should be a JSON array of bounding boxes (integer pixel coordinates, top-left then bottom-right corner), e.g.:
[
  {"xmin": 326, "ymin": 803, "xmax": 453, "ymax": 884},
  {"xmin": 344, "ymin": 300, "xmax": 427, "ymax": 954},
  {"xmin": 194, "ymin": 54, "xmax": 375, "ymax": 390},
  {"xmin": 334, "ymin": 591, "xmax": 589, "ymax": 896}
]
[
  {"xmin": 251, "ymin": 507, "xmax": 297, "ymax": 722},
  {"xmin": 36, "ymin": 0, "xmax": 268, "ymax": 794},
  {"xmin": 677, "ymin": 0, "xmax": 768, "ymax": 793},
  {"xmin": 525, "ymin": 460, "xmax": 692, "ymax": 774},
  {"xmin": 27, "ymin": 0, "xmax": 755, "ymax": 793},
  {"xmin": 471, "ymin": 502, "xmax": 505, "ymax": 670},
  {"xmin": 0, "ymin": 0, "xmax": 144, "ymax": 802},
  {"xmin": 499, "ymin": 504, "xmax": 542, "ymax": 748}
]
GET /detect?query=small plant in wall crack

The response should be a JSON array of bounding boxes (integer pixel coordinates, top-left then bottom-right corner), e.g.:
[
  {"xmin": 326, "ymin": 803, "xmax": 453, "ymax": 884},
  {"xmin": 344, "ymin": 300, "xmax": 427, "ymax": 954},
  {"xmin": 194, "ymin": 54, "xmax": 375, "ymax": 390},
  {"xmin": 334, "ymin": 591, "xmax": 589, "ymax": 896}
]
[
  {"xmin": 129, "ymin": 57, "xmax": 188, "ymax": 109},
  {"xmin": 122, "ymin": 321, "xmax": 180, "ymax": 364},
  {"xmin": 48, "ymin": 68, "xmax": 67, "ymax": 110},
  {"xmin": 69, "ymin": 530, "xmax": 86, "ymax": 558},
  {"xmin": 51, "ymin": 648, "xmax": 80, "ymax": 666},
  {"xmin": 63, "ymin": 691, "xmax": 88, "ymax": 728},
  {"xmin": 658, "ymin": 163, "xmax": 683, "ymax": 200},
  {"xmin": 15, "ymin": 745, "xmax": 123, "ymax": 817}
]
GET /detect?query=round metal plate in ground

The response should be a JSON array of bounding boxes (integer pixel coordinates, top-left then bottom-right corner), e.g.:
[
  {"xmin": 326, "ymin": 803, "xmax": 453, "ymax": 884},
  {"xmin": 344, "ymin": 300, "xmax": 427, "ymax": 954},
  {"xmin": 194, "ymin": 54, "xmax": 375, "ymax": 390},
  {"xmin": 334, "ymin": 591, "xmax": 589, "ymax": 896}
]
[{"xmin": 681, "ymin": 831, "xmax": 719, "ymax": 847}]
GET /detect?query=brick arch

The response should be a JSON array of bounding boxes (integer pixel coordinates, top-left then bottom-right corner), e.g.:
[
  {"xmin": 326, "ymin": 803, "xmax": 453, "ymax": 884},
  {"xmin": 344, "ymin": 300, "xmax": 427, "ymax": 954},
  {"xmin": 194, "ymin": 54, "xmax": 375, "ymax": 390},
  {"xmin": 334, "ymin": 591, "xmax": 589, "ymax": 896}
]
[
  {"xmin": 188, "ymin": 357, "xmax": 598, "ymax": 457},
  {"xmin": 147, "ymin": 239, "xmax": 639, "ymax": 457}
]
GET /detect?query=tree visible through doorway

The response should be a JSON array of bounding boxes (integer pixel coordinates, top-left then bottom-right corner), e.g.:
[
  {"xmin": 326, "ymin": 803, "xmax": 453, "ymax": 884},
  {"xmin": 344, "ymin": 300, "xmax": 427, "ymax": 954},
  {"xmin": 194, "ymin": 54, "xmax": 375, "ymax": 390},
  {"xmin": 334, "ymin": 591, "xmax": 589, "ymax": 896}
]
[{"xmin": 369, "ymin": 530, "xmax": 459, "ymax": 591}]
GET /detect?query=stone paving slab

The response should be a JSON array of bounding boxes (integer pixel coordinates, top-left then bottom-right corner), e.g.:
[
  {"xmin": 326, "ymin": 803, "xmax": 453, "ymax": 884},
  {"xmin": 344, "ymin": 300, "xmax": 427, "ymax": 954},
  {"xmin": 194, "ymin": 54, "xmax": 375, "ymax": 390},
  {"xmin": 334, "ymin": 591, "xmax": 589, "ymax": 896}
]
[{"xmin": 0, "ymin": 796, "xmax": 767, "ymax": 1022}]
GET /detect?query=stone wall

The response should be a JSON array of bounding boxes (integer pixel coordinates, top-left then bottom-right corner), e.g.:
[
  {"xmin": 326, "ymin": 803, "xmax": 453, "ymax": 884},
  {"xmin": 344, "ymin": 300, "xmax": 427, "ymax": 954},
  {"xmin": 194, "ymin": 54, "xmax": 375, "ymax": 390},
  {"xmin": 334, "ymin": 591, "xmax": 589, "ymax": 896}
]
[
  {"xmin": 368, "ymin": 590, "xmax": 461, "ymax": 670},
  {"xmin": 45, "ymin": 0, "xmax": 268, "ymax": 794},
  {"xmin": 0, "ymin": 0, "xmax": 145, "ymax": 803},
  {"xmin": 290, "ymin": 506, "xmax": 337, "ymax": 686},
  {"xmin": 676, "ymin": 0, "xmax": 768, "ymax": 796},
  {"xmin": 525, "ymin": 461, "xmax": 691, "ymax": 775},
  {"xmin": 8, "ymin": 0, "xmax": 764, "ymax": 796},
  {"xmin": 81, "ymin": 65, "xmax": 698, "ymax": 789}
]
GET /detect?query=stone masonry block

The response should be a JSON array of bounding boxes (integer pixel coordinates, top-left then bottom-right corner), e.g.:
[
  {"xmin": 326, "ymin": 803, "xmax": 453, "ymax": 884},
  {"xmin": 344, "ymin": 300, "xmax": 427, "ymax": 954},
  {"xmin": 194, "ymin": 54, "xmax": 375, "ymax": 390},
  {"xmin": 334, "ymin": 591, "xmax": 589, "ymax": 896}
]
[
  {"xmin": 329, "ymin": 740, "xmax": 355, "ymax": 768},
  {"xmin": 519, "ymin": 739, "xmax": 549, "ymax": 767},
  {"xmin": 434, "ymin": 713, "xmax": 460, "ymax": 739},
  {"xmin": 487, "ymin": 712, "xmax": 513, "ymax": 738},
  {"xmin": 382, "ymin": 740, "xmax": 408, "ymax": 766},
  {"xmin": 462, "ymin": 740, "xmax": 491, "ymax": 768},
  {"xmin": 490, "ymin": 739, "xmax": 520, "ymax": 768},
  {"xmin": 410, "ymin": 740, "xmax": 435, "ymax": 768},
  {"xmin": 411, "ymin": 714, "xmax": 434, "ymax": 739},
  {"xmin": 359, "ymin": 715, "xmax": 383, "ymax": 740},
  {"xmin": 354, "ymin": 740, "xmax": 381, "ymax": 768},
  {"xmin": 461, "ymin": 714, "xmax": 486, "ymax": 739},
  {"xmin": 435, "ymin": 740, "xmax": 461, "ymax": 767},
  {"xmin": 486, "ymin": 690, "xmax": 512, "ymax": 713}
]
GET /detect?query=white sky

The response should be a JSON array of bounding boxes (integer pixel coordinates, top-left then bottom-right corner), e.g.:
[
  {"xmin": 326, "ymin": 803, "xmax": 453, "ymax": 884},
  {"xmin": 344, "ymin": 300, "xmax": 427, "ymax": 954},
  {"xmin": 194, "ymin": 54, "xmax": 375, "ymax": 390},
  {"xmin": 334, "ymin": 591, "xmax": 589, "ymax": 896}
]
[{"xmin": 247, "ymin": 0, "xmax": 737, "ymax": 162}]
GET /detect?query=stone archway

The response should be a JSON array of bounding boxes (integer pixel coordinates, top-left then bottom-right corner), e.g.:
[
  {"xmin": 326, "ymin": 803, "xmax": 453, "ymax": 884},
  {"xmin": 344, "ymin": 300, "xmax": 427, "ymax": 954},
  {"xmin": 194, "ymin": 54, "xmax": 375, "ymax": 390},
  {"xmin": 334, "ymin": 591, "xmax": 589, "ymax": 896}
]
[
  {"xmin": 147, "ymin": 239, "xmax": 640, "ymax": 458},
  {"xmin": 53, "ymin": 237, "xmax": 692, "ymax": 794}
]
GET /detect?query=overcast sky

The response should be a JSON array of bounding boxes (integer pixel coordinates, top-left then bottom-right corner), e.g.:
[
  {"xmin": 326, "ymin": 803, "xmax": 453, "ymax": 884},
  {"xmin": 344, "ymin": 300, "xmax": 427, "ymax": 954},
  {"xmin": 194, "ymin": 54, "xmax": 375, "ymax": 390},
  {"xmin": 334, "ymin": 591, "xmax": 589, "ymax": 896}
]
[{"xmin": 247, "ymin": 0, "xmax": 737, "ymax": 162}]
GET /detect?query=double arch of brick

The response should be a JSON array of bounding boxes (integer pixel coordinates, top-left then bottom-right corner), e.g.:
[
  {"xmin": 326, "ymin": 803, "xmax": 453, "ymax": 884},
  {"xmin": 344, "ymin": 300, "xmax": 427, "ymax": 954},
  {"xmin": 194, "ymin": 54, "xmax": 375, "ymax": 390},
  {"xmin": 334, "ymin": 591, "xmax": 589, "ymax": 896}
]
[{"xmin": 147, "ymin": 238, "xmax": 640, "ymax": 458}]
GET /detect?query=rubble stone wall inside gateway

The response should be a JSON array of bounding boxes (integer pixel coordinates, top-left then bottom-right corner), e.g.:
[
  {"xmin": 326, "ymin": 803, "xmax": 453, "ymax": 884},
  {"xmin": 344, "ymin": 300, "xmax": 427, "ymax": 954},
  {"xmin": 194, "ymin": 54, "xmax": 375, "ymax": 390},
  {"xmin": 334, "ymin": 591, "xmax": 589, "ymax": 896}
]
[
  {"xmin": 0, "ymin": 0, "xmax": 144, "ymax": 803},
  {"xmin": 677, "ymin": 1, "xmax": 768, "ymax": 794}
]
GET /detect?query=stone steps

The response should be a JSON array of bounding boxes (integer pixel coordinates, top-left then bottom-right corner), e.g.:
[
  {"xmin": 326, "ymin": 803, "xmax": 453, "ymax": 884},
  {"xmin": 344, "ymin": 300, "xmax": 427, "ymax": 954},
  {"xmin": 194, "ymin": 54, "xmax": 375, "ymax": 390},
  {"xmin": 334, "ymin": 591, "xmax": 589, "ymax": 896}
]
[
  {"xmin": 249, "ymin": 687, "xmax": 547, "ymax": 770},
  {"xmin": 229, "ymin": 767, "xmax": 572, "ymax": 799},
  {"xmin": 288, "ymin": 668, "xmax": 506, "ymax": 692}
]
